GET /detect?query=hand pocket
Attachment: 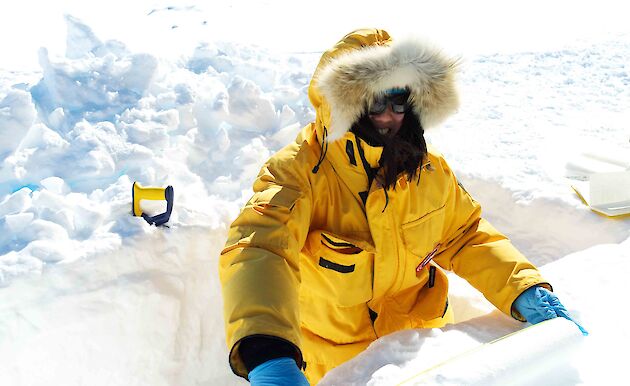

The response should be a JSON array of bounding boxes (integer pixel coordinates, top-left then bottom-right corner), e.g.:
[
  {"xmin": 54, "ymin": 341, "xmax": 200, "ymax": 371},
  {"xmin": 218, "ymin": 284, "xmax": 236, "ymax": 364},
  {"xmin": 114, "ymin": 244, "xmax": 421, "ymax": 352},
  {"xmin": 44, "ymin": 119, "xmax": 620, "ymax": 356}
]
[{"xmin": 302, "ymin": 231, "xmax": 373, "ymax": 307}]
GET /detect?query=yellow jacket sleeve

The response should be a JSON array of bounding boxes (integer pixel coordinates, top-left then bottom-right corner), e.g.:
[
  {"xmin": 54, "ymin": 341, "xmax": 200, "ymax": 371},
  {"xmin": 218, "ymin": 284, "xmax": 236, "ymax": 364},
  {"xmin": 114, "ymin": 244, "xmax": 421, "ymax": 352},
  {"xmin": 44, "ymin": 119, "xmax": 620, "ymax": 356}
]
[
  {"xmin": 432, "ymin": 157, "xmax": 550, "ymax": 319},
  {"xmin": 219, "ymin": 150, "xmax": 313, "ymax": 378}
]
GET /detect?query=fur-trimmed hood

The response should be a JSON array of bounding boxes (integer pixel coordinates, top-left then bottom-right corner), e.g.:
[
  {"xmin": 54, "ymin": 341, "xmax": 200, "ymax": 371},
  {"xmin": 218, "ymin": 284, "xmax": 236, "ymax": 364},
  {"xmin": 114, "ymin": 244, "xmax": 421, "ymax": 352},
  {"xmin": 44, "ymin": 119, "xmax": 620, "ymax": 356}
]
[{"xmin": 308, "ymin": 29, "xmax": 460, "ymax": 142}]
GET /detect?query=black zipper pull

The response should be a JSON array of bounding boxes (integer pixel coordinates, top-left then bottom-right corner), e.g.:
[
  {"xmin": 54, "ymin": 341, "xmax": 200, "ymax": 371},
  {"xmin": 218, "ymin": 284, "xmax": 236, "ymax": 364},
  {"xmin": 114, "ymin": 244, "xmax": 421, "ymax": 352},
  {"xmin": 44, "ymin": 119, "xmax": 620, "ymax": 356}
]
[{"xmin": 428, "ymin": 266, "xmax": 436, "ymax": 288}]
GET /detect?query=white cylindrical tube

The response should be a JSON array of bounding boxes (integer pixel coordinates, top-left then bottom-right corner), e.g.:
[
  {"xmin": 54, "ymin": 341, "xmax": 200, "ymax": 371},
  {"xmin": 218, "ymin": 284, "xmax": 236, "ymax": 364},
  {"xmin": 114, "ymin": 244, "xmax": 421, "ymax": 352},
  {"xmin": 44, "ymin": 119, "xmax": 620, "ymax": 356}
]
[{"xmin": 399, "ymin": 318, "xmax": 585, "ymax": 386}]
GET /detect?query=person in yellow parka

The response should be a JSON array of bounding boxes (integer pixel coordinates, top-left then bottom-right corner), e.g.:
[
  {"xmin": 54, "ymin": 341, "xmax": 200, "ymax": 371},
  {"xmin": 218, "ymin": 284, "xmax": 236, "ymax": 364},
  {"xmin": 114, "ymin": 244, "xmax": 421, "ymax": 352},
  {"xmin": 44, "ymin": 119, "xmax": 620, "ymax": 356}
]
[{"xmin": 219, "ymin": 28, "xmax": 584, "ymax": 386}]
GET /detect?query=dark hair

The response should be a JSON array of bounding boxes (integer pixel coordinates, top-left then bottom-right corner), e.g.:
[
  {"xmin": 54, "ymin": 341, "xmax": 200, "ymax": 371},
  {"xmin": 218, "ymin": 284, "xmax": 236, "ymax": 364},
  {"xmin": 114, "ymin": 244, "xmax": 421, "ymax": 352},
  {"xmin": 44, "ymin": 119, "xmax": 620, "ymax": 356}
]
[{"xmin": 351, "ymin": 110, "xmax": 427, "ymax": 191}]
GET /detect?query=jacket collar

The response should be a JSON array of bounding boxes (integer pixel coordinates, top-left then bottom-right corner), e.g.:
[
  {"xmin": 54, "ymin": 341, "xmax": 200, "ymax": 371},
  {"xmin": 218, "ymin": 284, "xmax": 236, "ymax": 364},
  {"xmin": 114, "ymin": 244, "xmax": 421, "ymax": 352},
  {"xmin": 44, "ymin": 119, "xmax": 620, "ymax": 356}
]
[{"xmin": 320, "ymin": 129, "xmax": 383, "ymax": 205}]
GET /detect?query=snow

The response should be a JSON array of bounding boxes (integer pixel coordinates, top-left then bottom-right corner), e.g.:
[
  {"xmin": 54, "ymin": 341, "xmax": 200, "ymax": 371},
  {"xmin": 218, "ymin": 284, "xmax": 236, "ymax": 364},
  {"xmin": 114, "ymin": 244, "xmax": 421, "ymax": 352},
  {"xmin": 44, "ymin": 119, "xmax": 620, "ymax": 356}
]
[{"xmin": 1, "ymin": 1, "xmax": 629, "ymax": 385}]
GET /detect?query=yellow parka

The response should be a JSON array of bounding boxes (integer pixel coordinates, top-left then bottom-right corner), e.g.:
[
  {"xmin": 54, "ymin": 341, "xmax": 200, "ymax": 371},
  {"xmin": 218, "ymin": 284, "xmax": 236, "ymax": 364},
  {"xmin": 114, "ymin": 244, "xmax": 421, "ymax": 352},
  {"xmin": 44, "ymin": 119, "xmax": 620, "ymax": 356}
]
[{"xmin": 219, "ymin": 29, "xmax": 548, "ymax": 385}]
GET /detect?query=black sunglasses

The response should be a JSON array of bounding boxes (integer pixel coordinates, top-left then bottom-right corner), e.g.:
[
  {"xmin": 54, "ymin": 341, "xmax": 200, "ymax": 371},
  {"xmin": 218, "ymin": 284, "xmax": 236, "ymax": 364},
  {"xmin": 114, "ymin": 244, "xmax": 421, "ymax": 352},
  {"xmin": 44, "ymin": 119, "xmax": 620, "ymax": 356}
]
[{"xmin": 368, "ymin": 92, "xmax": 410, "ymax": 115}]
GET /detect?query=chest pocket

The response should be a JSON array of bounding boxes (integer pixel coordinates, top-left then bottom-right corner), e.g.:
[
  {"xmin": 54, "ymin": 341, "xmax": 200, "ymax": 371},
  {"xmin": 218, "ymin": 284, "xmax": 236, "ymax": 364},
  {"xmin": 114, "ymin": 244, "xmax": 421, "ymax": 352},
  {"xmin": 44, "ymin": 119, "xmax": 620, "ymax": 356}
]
[
  {"xmin": 301, "ymin": 230, "xmax": 373, "ymax": 307},
  {"xmin": 401, "ymin": 205, "xmax": 447, "ymax": 264}
]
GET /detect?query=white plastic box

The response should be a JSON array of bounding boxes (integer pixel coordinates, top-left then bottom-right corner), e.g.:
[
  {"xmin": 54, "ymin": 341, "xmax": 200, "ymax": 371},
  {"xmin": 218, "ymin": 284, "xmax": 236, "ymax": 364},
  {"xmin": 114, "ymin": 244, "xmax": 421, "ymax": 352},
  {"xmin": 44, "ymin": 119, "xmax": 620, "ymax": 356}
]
[{"xmin": 566, "ymin": 150, "xmax": 630, "ymax": 217}]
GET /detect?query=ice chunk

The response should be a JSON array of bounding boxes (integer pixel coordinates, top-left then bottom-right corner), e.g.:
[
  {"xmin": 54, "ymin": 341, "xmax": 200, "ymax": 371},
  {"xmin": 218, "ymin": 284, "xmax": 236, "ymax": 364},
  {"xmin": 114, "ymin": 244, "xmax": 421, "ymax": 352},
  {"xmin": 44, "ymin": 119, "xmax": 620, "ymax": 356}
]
[
  {"xmin": 5, "ymin": 212, "xmax": 35, "ymax": 232},
  {"xmin": 40, "ymin": 177, "xmax": 70, "ymax": 195},
  {"xmin": 0, "ymin": 90, "xmax": 37, "ymax": 155}
]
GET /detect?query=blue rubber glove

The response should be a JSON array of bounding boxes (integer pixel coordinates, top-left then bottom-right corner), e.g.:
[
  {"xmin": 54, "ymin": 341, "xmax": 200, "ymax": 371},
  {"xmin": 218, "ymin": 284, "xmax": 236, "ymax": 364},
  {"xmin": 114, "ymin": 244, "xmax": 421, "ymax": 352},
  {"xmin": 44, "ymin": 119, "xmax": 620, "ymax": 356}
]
[
  {"xmin": 513, "ymin": 286, "xmax": 588, "ymax": 336},
  {"xmin": 248, "ymin": 357, "xmax": 309, "ymax": 386}
]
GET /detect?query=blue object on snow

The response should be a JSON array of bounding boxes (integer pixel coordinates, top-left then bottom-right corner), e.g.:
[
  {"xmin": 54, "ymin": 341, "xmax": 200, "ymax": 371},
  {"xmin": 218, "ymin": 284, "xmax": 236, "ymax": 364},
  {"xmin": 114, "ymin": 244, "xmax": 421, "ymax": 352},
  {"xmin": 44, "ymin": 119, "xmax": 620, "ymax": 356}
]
[{"xmin": 248, "ymin": 357, "xmax": 309, "ymax": 386}]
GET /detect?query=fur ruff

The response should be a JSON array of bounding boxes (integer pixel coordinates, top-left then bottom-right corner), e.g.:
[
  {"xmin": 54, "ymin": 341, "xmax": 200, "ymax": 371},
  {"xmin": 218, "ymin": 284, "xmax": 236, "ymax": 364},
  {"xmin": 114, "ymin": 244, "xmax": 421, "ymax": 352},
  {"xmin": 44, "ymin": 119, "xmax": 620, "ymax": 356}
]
[{"xmin": 316, "ymin": 38, "xmax": 460, "ymax": 141}]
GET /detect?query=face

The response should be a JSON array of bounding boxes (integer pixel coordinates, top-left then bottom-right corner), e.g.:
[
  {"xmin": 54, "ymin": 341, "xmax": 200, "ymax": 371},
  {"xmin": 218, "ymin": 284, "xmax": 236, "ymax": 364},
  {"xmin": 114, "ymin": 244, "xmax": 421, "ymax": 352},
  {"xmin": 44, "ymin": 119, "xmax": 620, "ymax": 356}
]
[{"xmin": 368, "ymin": 105, "xmax": 405, "ymax": 138}]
